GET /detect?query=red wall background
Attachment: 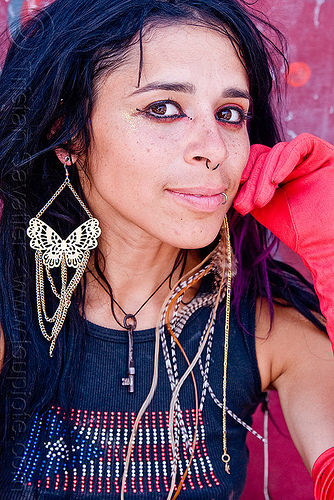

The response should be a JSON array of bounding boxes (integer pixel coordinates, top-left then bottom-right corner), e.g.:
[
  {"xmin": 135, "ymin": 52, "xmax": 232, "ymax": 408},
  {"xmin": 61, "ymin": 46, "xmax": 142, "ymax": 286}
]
[
  {"xmin": 0, "ymin": 0, "xmax": 333, "ymax": 498},
  {"xmin": 240, "ymin": 2, "xmax": 333, "ymax": 498}
]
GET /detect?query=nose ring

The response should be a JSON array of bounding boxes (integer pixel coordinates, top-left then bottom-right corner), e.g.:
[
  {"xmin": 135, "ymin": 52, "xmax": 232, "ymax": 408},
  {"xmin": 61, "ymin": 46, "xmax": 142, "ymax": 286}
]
[{"xmin": 206, "ymin": 158, "xmax": 220, "ymax": 170}]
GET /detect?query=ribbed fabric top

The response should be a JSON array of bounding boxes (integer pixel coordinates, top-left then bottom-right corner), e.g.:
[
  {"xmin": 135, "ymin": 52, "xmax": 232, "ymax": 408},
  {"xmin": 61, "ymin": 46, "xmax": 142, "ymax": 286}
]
[{"xmin": 0, "ymin": 294, "xmax": 265, "ymax": 499}]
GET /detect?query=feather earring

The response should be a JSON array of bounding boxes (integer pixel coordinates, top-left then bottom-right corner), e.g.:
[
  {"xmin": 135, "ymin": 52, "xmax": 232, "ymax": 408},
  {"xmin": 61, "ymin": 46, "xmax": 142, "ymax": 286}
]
[{"xmin": 27, "ymin": 157, "xmax": 101, "ymax": 356}]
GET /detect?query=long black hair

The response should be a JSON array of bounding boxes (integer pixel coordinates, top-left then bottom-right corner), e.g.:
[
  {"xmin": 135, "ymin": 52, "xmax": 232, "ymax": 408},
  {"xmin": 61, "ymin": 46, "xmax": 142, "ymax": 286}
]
[{"xmin": 0, "ymin": 0, "xmax": 325, "ymax": 446}]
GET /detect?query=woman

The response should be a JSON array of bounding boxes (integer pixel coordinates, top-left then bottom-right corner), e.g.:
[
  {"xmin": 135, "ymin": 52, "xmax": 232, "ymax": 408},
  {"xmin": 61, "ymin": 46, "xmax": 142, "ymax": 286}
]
[{"xmin": 0, "ymin": 0, "xmax": 333, "ymax": 498}]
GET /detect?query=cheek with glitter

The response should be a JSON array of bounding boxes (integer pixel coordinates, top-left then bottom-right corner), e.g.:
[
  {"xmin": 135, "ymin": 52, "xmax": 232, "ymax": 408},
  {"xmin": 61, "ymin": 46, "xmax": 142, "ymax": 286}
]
[{"xmin": 122, "ymin": 111, "xmax": 141, "ymax": 130}]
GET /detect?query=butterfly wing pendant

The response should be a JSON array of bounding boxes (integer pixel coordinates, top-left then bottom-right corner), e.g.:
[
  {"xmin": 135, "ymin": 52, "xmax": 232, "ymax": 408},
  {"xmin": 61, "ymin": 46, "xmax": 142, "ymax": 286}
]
[{"xmin": 27, "ymin": 217, "xmax": 101, "ymax": 268}]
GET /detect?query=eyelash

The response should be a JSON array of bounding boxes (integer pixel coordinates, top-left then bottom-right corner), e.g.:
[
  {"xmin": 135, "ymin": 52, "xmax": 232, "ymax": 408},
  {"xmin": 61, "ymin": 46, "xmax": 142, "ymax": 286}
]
[{"xmin": 136, "ymin": 99, "xmax": 252, "ymax": 125}]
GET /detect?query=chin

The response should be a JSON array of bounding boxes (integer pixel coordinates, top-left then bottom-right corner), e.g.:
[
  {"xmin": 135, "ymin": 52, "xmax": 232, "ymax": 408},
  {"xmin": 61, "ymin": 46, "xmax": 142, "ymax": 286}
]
[{"xmin": 168, "ymin": 227, "xmax": 222, "ymax": 251}]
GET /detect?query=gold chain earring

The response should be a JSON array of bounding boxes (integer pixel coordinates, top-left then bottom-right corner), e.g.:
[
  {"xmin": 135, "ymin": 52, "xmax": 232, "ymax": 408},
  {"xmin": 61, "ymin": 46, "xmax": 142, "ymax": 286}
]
[
  {"xmin": 27, "ymin": 156, "xmax": 101, "ymax": 356},
  {"xmin": 221, "ymin": 215, "xmax": 232, "ymax": 474}
]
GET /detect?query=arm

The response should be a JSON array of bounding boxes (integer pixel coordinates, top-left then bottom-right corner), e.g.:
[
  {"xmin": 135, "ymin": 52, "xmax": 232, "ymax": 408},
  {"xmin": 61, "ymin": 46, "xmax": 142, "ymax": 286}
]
[
  {"xmin": 256, "ymin": 300, "xmax": 334, "ymax": 472},
  {"xmin": 234, "ymin": 134, "xmax": 334, "ymax": 352}
]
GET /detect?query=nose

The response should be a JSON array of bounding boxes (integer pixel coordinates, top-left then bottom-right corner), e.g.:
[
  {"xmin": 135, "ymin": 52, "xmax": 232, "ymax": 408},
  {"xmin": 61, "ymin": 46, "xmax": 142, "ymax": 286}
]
[{"xmin": 184, "ymin": 116, "xmax": 229, "ymax": 170}]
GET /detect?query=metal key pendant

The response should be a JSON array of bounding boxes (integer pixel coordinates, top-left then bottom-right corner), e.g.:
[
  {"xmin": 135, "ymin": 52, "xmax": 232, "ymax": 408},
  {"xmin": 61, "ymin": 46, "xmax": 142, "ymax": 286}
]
[{"xmin": 122, "ymin": 314, "xmax": 136, "ymax": 393}]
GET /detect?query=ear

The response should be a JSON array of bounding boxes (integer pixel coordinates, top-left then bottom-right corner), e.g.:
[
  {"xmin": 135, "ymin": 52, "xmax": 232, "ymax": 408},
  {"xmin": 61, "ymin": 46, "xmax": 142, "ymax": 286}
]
[{"xmin": 55, "ymin": 148, "xmax": 78, "ymax": 165}]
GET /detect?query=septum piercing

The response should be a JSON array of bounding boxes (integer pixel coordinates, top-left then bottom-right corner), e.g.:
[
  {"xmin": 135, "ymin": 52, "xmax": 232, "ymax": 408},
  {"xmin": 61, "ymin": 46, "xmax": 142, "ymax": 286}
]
[{"xmin": 206, "ymin": 158, "xmax": 220, "ymax": 171}]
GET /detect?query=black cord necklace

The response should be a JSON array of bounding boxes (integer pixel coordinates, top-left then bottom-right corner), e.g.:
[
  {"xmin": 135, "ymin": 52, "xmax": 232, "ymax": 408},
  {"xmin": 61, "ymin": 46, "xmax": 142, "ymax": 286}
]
[{"xmin": 88, "ymin": 251, "xmax": 186, "ymax": 393}]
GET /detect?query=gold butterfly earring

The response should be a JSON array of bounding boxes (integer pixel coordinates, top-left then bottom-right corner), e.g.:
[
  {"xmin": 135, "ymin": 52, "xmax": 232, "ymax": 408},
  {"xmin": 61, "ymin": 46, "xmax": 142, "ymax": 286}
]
[{"xmin": 27, "ymin": 156, "xmax": 101, "ymax": 356}]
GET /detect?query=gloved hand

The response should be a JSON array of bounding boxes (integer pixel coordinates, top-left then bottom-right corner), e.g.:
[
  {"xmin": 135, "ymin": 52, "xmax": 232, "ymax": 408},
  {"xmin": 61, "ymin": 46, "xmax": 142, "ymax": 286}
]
[{"xmin": 233, "ymin": 133, "xmax": 334, "ymax": 351}]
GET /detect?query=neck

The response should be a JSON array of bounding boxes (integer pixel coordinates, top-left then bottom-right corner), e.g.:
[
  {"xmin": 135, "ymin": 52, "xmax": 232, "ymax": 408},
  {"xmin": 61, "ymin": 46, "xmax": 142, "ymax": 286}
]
[{"xmin": 84, "ymin": 232, "xmax": 201, "ymax": 330}]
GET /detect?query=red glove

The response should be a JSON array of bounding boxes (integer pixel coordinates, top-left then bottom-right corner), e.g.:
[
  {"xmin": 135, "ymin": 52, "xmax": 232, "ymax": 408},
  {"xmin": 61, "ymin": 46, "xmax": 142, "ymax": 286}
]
[
  {"xmin": 312, "ymin": 447, "xmax": 334, "ymax": 500},
  {"xmin": 233, "ymin": 133, "xmax": 334, "ymax": 351}
]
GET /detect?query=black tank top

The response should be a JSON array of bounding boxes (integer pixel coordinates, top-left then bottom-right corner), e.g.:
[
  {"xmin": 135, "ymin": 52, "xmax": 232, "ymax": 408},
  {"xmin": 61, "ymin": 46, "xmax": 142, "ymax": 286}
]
[{"xmin": 0, "ymin": 294, "xmax": 265, "ymax": 499}]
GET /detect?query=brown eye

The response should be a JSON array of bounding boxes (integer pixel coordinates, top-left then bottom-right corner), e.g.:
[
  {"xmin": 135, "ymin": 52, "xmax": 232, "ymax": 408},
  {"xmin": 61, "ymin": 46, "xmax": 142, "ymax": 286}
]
[
  {"xmin": 220, "ymin": 109, "xmax": 233, "ymax": 120},
  {"xmin": 216, "ymin": 106, "xmax": 247, "ymax": 125},
  {"xmin": 151, "ymin": 103, "xmax": 168, "ymax": 115},
  {"xmin": 138, "ymin": 100, "xmax": 185, "ymax": 119}
]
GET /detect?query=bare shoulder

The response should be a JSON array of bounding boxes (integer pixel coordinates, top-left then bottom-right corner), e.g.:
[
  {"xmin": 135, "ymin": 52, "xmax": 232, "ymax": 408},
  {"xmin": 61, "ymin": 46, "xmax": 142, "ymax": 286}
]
[
  {"xmin": 255, "ymin": 297, "xmax": 331, "ymax": 392},
  {"xmin": 255, "ymin": 299, "xmax": 334, "ymax": 469}
]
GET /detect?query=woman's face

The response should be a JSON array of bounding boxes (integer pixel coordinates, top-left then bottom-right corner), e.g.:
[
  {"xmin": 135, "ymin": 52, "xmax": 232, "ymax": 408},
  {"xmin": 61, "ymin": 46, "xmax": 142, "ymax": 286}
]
[{"xmin": 82, "ymin": 24, "xmax": 250, "ymax": 249}]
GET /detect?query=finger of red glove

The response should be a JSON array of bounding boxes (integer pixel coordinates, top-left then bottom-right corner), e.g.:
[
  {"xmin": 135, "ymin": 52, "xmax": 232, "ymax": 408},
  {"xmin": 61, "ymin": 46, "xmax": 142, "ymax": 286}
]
[
  {"xmin": 235, "ymin": 134, "xmax": 334, "ymax": 216},
  {"xmin": 234, "ymin": 155, "xmax": 267, "ymax": 215},
  {"xmin": 259, "ymin": 134, "xmax": 334, "ymax": 189},
  {"xmin": 252, "ymin": 142, "xmax": 288, "ymax": 206},
  {"xmin": 239, "ymin": 143, "xmax": 270, "ymax": 183},
  {"xmin": 272, "ymin": 134, "xmax": 334, "ymax": 185},
  {"xmin": 253, "ymin": 134, "xmax": 329, "ymax": 205},
  {"xmin": 235, "ymin": 143, "xmax": 283, "ymax": 214}
]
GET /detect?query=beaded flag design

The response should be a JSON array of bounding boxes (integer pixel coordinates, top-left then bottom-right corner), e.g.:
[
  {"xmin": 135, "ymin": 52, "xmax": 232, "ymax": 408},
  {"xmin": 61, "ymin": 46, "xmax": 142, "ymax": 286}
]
[{"xmin": 14, "ymin": 406, "xmax": 220, "ymax": 496}]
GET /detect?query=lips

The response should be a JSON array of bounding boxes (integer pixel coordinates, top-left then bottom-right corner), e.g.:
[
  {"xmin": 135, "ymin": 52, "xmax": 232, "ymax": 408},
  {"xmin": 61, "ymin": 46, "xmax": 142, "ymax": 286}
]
[{"xmin": 166, "ymin": 187, "xmax": 228, "ymax": 212}]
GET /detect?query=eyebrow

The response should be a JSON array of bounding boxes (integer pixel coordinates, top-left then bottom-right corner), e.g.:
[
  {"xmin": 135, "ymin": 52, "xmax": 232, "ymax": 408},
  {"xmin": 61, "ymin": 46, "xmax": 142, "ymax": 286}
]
[
  {"xmin": 130, "ymin": 82, "xmax": 196, "ymax": 95},
  {"xmin": 222, "ymin": 87, "xmax": 252, "ymax": 103},
  {"xmin": 130, "ymin": 81, "xmax": 252, "ymax": 103}
]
